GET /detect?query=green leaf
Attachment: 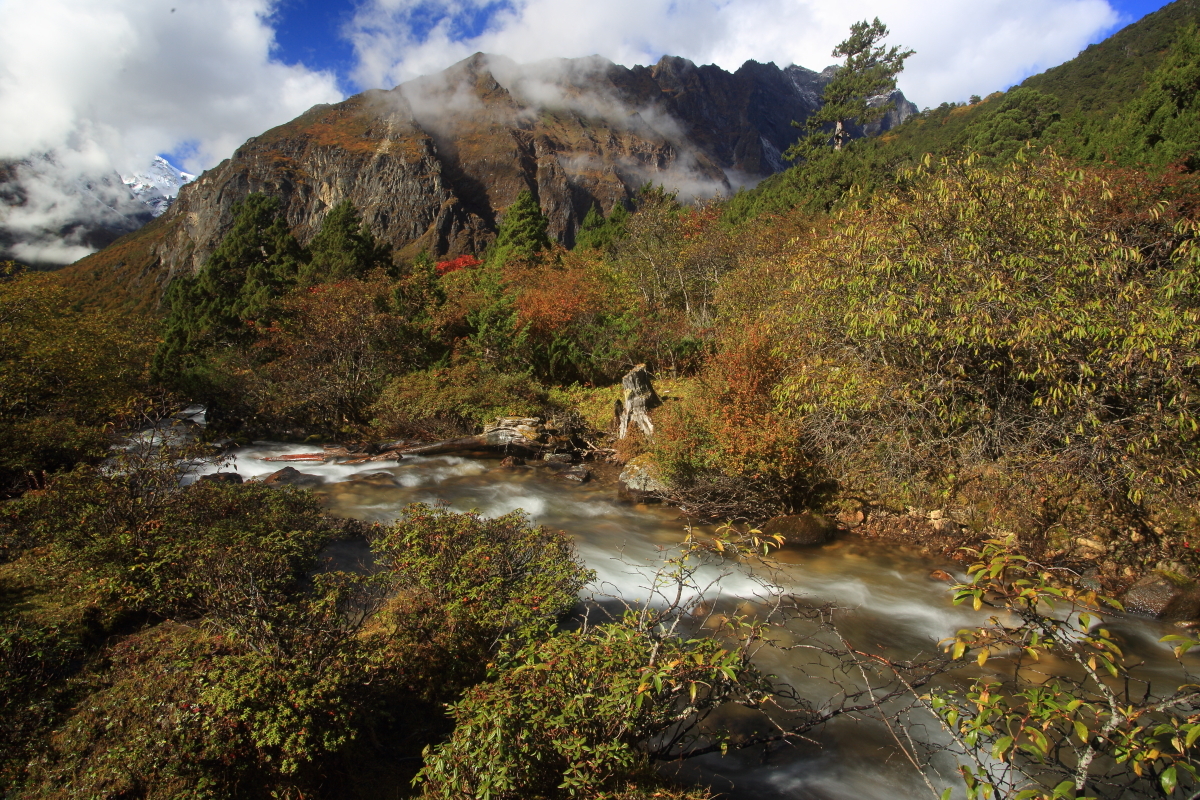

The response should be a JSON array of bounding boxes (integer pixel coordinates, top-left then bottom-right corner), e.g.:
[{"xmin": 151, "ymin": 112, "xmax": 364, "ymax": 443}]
[
  {"xmin": 1185, "ymin": 724, "xmax": 1200, "ymax": 750},
  {"xmin": 1161, "ymin": 765, "xmax": 1178, "ymax": 795},
  {"xmin": 991, "ymin": 735, "xmax": 1014, "ymax": 760}
]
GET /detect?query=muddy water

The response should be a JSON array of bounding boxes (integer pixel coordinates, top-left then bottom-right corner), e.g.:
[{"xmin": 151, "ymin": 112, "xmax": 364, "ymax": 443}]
[{"xmin": 190, "ymin": 444, "xmax": 1194, "ymax": 799}]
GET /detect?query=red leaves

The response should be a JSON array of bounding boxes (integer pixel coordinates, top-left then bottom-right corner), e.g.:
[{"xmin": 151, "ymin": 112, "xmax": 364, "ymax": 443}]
[{"xmin": 435, "ymin": 254, "xmax": 481, "ymax": 276}]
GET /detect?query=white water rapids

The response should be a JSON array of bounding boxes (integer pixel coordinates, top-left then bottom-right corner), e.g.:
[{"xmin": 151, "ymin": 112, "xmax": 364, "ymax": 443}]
[{"xmin": 188, "ymin": 442, "xmax": 1193, "ymax": 799}]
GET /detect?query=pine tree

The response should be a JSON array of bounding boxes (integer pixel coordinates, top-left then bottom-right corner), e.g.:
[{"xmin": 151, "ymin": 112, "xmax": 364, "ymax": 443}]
[
  {"xmin": 490, "ymin": 189, "xmax": 551, "ymax": 265},
  {"xmin": 787, "ymin": 18, "xmax": 914, "ymax": 157},
  {"xmin": 152, "ymin": 194, "xmax": 302, "ymax": 385},
  {"xmin": 302, "ymin": 199, "xmax": 389, "ymax": 284},
  {"xmin": 573, "ymin": 204, "xmax": 606, "ymax": 250}
]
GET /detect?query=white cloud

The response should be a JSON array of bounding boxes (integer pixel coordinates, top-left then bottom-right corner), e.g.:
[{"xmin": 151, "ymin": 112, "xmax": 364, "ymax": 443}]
[
  {"xmin": 0, "ymin": 0, "xmax": 342, "ymax": 174},
  {"xmin": 0, "ymin": 0, "xmax": 342, "ymax": 263},
  {"xmin": 347, "ymin": 0, "xmax": 1120, "ymax": 108}
]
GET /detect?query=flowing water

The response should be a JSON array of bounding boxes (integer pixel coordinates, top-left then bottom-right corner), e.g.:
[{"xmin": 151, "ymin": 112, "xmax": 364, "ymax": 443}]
[{"xmin": 189, "ymin": 443, "xmax": 1194, "ymax": 799}]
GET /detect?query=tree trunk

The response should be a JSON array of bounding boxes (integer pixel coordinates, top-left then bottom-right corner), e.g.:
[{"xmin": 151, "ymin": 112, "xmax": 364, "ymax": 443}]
[{"xmin": 617, "ymin": 365, "xmax": 661, "ymax": 439}]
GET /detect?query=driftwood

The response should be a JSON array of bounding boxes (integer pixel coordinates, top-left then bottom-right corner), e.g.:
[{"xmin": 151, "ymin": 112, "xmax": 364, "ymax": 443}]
[
  {"xmin": 393, "ymin": 418, "xmax": 554, "ymax": 458},
  {"xmin": 396, "ymin": 437, "xmax": 499, "ymax": 457},
  {"xmin": 617, "ymin": 365, "xmax": 661, "ymax": 439}
]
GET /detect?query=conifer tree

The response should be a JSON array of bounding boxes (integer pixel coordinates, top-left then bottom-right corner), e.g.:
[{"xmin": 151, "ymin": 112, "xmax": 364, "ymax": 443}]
[
  {"xmin": 152, "ymin": 194, "xmax": 302, "ymax": 384},
  {"xmin": 573, "ymin": 204, "xmax": 605, "ymax": 251},
  {"xmin": 490, "ymin": 189, "xmax": 551, "ymax": 264},
  {"xmin": 573, "ymin": 201, "xmax": 629, "ymax": 252},
  {"xmin": 788, "ymin": 18, "xmax": 914, "ymax": 156},
  {"xmin": 302, "ymin": 199, "xmax": 389, "ymax": 284}
]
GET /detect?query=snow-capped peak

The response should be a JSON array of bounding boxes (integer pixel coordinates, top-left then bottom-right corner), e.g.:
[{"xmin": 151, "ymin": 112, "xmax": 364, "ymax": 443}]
[{"xmin": 121, "ymin": 156, "xmax": 194, "ymax": 217}]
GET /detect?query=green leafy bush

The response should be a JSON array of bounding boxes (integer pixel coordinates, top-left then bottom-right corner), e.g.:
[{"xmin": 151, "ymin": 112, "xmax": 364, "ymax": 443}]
[
  {"xmin": 417, "ymin": 621, "xmax": 752, "ymax": 800},
  {"xmin": 370, "ymin": 504, "xmax": 592, "ymax": 684},
  {"xmin": 771, "ymin": 152, "xmax": 1200, "ymax": 549},
  {"xmin": 7, "ymin": 450, "xmax": 335, "ymax": 620}
]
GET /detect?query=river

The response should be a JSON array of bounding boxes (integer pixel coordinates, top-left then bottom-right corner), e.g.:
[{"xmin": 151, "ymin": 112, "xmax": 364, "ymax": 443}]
[{"xmin": 188, "ymin": 442, "xmax": 1192, "ymax": 799}]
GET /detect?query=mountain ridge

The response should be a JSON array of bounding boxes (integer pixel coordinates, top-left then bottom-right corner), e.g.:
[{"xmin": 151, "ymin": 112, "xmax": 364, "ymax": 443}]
[{"xmin": 56, "ymin": 52, "xmax": 915, "ymax": 313}]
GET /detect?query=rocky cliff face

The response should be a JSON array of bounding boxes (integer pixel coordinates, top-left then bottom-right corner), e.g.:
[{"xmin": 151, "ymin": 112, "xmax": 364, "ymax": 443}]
[{"xmin": 59, "ymin": 52, "xmax": 916, "ymax": 308}]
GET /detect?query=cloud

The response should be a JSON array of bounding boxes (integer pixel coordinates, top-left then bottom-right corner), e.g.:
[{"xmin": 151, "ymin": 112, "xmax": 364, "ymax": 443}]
[
  {"xmin": 346, "ymin": 0, "xmax": 1121, "ymax": 108},
  {"xmin": 0, "ymin": 0, "xmax": 342, "ymax": 263},
  {"xmin": 396, "ymin": 53, "xmax": 732, "ymax": 201}
]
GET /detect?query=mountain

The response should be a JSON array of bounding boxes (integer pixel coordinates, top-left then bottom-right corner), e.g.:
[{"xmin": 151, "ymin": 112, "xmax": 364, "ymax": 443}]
[
  {"xmin": 121, "ymin": 156, "xmax": 194, "ymax": 218},
  {"xmin": 0, "ymin": 154, "xmax": 193, "ymax": 269},
  {"xmin": 56, "ymin": 52, "xmax": 915, "ymax": 313}
]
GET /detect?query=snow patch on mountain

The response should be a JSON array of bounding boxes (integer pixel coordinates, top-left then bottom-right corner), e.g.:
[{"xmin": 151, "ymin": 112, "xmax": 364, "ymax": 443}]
[{"xmin": 121, "ymin": 156, "xmax": 194, "ymax": 217}]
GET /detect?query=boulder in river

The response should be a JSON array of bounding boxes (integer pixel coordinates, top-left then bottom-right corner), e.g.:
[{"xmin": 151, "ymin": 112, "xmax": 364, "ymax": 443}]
[
  {"xmin": 1123, "ymin": 571, "xmax": 1200, "ymax": 620},
  {"xmin": 349, "ymin": 471, "xmax": 398, "ymax": 486},
  {"xmin": 618, "ymin": 454, "xmax": 669, "ymax": 502},
  {"xmin": 198, "ymin": 472, "xmax": 243, "ymax": 485},
  {"xmin": 761, "ymin": 513, "xmax": 835, "ymax": 546},
  {"xmin": 556, "ymin": 465, "xmax": 591, "ymax": 483},
  {"xmin": 263, "ymin": 466, "xmax": 324, "ymax": 488}
]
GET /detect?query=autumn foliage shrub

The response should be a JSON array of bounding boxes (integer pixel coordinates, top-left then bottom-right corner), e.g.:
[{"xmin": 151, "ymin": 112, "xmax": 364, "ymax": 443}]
[
  {"xmin": 371, "ymin": 358, "xmax": 549, "ymax": 437},
  {"xmin": 246, "ymin": 275, "xmax": 412, "ymax": 431},
  {"xmin": 435, "ymin": 253, "xmax": 481, "ymax": 275},
  {"xmin": 767, "ymin": 153, "xmax": 1200, "ymax": 555},
  {"xmin": 652, "ymin": 326, "xmax": 817, "ymax": 515},
  {"xmin": 0, "ymin": 266, "xmax": 153, "ymax": 495}
]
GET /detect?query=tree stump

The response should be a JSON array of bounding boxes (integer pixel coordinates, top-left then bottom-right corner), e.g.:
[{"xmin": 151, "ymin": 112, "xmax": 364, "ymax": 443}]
[{"xmin": 617, "ymin": 365, "xmax": 661, "ymax": 439}]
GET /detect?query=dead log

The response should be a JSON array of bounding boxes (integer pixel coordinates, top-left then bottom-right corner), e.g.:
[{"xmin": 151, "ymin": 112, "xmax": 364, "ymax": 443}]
[
  {"xmin": 397, "ymin": 436, "xmax": 497, "ymax": 456},
  {"xmin": 617, "ymin": 365, "xmax": 661, "ymax": 439},
  {"xmin": 395, "ymin": 418, "xmax": 551, "ymax": 457},
  {"xmin": 261, "ymin": 453, "xmax": 330, "ymax": 462}
]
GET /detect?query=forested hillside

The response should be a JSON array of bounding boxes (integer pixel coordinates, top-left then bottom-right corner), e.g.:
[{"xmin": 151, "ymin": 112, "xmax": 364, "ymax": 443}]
[
  {"xmin": 725, "ymin": 0, "xmax": 1200, "ymax": 221},
  {"xmin": 3, "ymin": 3, "xmax": 1200, "ymax": 798}
]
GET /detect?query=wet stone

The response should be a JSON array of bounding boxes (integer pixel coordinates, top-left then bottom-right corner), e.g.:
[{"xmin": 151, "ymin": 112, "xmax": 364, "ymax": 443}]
[
  {"xmin": 1123, "ymin": 571, "xmax": 1200, "ymax": 620},
  {"xmin": 198, "ymin": 472, "xmax": 243, "ymax": 485},
  {"xmin": 262, "ymin": 466, "xmax": 324, "ymax": 488},
  {"xmin": 761, "ymin": 513, "xmax": 835, "ymax": 546},
  {"xmin": 556, "ymin": 465, "xmax": 591, "ymax": 483}
]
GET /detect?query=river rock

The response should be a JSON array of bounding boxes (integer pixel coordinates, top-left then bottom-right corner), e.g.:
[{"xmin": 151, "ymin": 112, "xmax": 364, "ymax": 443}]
[
  {"xmin": 761, "ymin": 513, "xmax": 835, "ymax": 546},
  {"xmin": 198, "ymin": 472, "xmax": 243, "ymax": 484},
  {"xmin": 349, "ymin": 471, "xmax": 397, "ymax": 485},
  {"xmin": 556, "ymin": 465, "xmax": 591, "ymax": 483},
  {"xmin": 500, "ymin": 456, "xmax": 525, "ymax": 468},
  {"xmin": 543, "ymin": 452, "xmax": 574, "ymax": 464},
  {"xmin": 931, "ymin": 517, "xmax": 960, "ymax": 535},
  {"xmin": 837, "ymin": 508, "xmax": 865, "ymax": 528},
  {"xmin": 618, "ymin": 454, "xmax": 669, "ymax": 502},
  {"xmin": 1123, "ymin": 571, "xmax": 1200, "ymax": 620},
  {"xmin": 263, "ymin": 466, "xmax": 324, "ymax": 488}
]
